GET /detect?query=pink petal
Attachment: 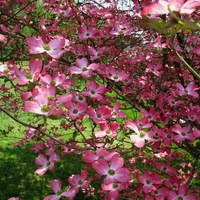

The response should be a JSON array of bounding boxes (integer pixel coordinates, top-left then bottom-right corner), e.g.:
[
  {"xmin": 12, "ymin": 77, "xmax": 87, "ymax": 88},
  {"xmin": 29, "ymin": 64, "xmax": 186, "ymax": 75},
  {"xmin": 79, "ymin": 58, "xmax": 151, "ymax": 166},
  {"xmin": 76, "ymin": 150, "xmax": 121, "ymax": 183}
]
[
  {"xmin": 130, "ymin": 135, "xmax": 145, "ymax": 148},
  {"xmin": 35, "ymin": 154, "xmax": 47, "ymax": 165},
  {"xmin": 110, "ymin": 155, "xmax": 124, "ymax": 170},
  {"xmin": 48, "ymin": 38, "xmax": 65, "ymax": 49},
  {"xmin": 43, "ymin": 194, "xmax": 60, "ymax": 200},
  {"xmin": 51, "ymin": 179, "xmax": 62, "ymax": 193},
  {"xmin": 34, "ymin": 166, "xmax": 48, "ymax": 176},
  {"xmin": 92, "ymin": 158, "xmax": 109, "ymax": 175}
]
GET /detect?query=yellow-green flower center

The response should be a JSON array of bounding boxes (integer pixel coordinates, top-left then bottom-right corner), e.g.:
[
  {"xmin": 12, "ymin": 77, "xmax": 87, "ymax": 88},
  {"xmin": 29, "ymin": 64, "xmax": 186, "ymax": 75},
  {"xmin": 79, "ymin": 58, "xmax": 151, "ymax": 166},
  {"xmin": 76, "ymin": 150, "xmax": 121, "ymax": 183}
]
[
  {"xmin": 146, "ymin": 179, "xmax": 151, "ymax": 185},
  {"xmin": 43, "ymin": 44, "xmax": 51, "ymax": 51},
  {"xmin": 82, "ymin": 67, "xmax": 88, "ymax": 71},
  {"xmin": 26, "ymin": 72, "xmax": 33, "ymax": 79},
  {"xmin": 139, "ymin": 131, "xmax": 146, "ymax": 138},
  {"xmin": 113, "ymin": 75, "xmax": 118, "ymax": 80},
  {"xmin": 3, "ymin": 69, "xmax": 10, "ymax": 73},
  {"xmin": 41, "ymin": 105, "xmax": 50, "ymax": 112},
  {"xmin": 97, "ymin": 113, "xmax": 102, "ymax": 118},
  {"xmin": 154, "ymin": 190, "xmax": 159, "ymax": 195},
  {"xmin": 173, "ymin": 184, "xmax": 177, "ymax": 189},
  {"xmin": 48, "ymin": 96, "xmax": 54, "ymax": 101},
  {"xmin": 73, "ymin": 109, "xmax": 78, "ymax": 114},
  {"xmin": 78, "ymin": 180, "xmax": 83, "ymax": 185},
  {"xmin": 91, "ymin": 90, "xmax": 96, "ymax": 94},
  {"xmin": 112, "ymin": 182, "xmax": 118, "ymax": 189},
  {"xmin": 50, "ymin": 81, "xmax": 57, "ymax": 85},
  {"xmin": 78, "ymin": 96, "xmax": 83, "ymax": 101},
  {"xmin": 56, "ymin": 190, "xmax": 63, "ymax": 196},
  {"xmin": 86, "ymin": 33, "xmax": 90, "ymax": 37},
  {"xmin": 105, "ymin": 130, "xmax": 111, "ymax": 134},
  {"xmin": 181, "ymin": 132, "xmax": 186, "ymax": 136},
  {"xmin": 46, "ymin": 161, "xmax": 51, "ymax": 167},
  {"xmin": 178, "ymin": 197, "xmax": 183, "ymax": 200},
  {"xmin": 108, "ymin": 169, "xmax": 115, "ymax": 176},
  {"xmin": 167, "ymin": 135, "xmax": 172, "ymax": 139}
]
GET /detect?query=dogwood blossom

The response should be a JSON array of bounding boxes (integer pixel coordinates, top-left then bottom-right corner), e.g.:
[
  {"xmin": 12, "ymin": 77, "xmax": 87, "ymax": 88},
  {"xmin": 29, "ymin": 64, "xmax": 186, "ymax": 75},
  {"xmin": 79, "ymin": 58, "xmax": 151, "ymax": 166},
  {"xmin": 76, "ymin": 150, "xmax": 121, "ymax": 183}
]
[
  {"xmin": 92, "ymin": 155, "xmax": 131, "ymax": 185},
  {"xmin": 26, "ymin": 36, "xmax": 66, "ymax": 59}
]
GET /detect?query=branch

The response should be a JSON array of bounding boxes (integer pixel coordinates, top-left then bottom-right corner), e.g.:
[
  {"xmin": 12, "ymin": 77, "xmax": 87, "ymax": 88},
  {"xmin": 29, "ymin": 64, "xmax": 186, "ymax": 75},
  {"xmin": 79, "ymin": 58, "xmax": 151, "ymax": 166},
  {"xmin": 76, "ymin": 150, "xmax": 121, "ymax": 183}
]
[
  {"xmin": 0, "ymin": 105, "xmax": 94, "ymax": 151},
  {"xmin": 0, "ymin": 0, "xmax": 37, "ymax": 24},
  {"xmin": 169, "ymin": 41, "xmax": 200, "ymax": 81}
]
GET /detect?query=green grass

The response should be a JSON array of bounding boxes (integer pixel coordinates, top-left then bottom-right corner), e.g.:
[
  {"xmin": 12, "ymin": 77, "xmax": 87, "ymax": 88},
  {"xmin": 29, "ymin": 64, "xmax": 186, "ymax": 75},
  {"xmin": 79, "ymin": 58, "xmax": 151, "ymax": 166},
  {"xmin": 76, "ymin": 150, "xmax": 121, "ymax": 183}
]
[{"xmin": 0, "ymin": 111, "xmax": 94, "ymax": 200}]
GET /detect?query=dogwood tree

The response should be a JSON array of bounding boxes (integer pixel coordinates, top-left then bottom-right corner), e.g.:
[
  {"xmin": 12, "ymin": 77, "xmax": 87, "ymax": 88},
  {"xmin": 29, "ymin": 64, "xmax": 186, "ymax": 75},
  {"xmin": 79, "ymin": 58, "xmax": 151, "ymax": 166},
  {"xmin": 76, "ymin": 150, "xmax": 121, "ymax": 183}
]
[{"xmin": 0, "ymin": 0, "xmax": 200, "ymax": 199}]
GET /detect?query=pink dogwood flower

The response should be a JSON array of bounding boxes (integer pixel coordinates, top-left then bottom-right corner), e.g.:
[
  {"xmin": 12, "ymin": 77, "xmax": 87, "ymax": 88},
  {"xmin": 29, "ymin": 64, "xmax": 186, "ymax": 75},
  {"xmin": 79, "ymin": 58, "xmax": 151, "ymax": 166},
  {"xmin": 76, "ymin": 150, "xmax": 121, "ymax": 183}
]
[
  {"xmin": 142, "ymin": 0, "xmax": 200, "ymax": 15},
  {"xmin": 68, "ymin": 169, "xmax": 89, "ymax": 190},
  {"xmin": 78, "ymin": 26, "xmax": 97, "ymax": 40},
  {"xmin": 35, "ymin": 153, "xmax": 60, "ymax": 176},
  {"xmin": 150, "ymin": 187, "xmax": 169, "ymax": 200},
  {"xmin": 164, "ymin": 175, "xmax": 181, "ymax": 191},
  {"xmin": 176, "ymin": 83, "xmax": 199, "ymax": 98},
  {"xmin": 110, "ymin": 22, "xmax": 133, "ymax": 36},
  {"xmin": 26, "ymin": 36, "xmax": 66, "ymax": 59},
  {"xmin": 137, "ymin": 170, "xmax": 163, "ymax": 194},
  {"xmin": 92, "ymin": 155, "xmax": 131, "ymax": 185},
  {"xmin": 145, "ymin": 63, "xmax": 162, "ymax": 76},
  {"xmin": 43, "ymin": 179, "xmax": 78, "ymax": 200},
  {"xmin": 102, "ymin": 182, "xmax": 129, "ymax": 200},
  {"xmin": 94, "ymin": 122, "xmax": 120, "ymax": 138},
  {"xmin": 15, "ymin": 58, "xmax": 42, "ymax": 85},
  {"xmin": 82, "ymin": 147, "xmax": 119, "ymax": 163},
  {"xmin": 8, "ymin": 198, "xmax": 19, "ymax": 200},
  {"xmin": 111, "ymin": 102, "xmax": 127, "ymax": 118},
  {"xmin": 168, "ymin": 185, "xmax": 196, "ymax": 200},
  {"xmin": 155, "ymin": 161, "xmax": 177, "ymax": 175},
  {"xmin": 63, "ymin": 101, "xmax": 87, "ymax": 120},
  {"xmin": 24, "ymin": 85, "xmax": 71, "ymax": 117},
  {"xmin": 171, "ymin": 124, "xmax": 193, "ymax": 142},
  {"xmin": 103, "ymin": 67, "xmax": 127, "ymax": 82},
  {"xmin": 24, "ymin": 86, "xmax": 56, "ymax": 117},
  {"xmin": 87, "ymin": 105, "xmax": 112, "ymax": 124},
  {"xmin": 124, "ymin": 120, "xmax": 158, "ymax": 148},
  {"xmin": 40, "ymin": 72, "xmax": 70, "ymax": 89},
  {"xmin": 81, "ymin": 80, "xmax": 107, "ymax": 100},
  {"xmin": 141, "ymin": 106, "xmax": 160, "ymax": 121},
  {"xmin": 88, "ymin": 46, "xmax": 105, "ymax": 60},
  {"xmin": 70, "ymin": 58, "xmax": 99, "ymax": 77},
  {"xmin": 0, "ymin": 64, "xmax": 14, "ymax": 79}
]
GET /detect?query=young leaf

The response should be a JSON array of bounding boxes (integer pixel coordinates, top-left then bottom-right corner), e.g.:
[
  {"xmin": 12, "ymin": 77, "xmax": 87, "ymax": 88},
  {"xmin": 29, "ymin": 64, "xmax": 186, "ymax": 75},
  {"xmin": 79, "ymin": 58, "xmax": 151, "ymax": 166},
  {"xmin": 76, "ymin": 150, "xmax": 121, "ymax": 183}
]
[{"xmin": 140, "ymin": 18, "xmax": 166, "ymax": 34}]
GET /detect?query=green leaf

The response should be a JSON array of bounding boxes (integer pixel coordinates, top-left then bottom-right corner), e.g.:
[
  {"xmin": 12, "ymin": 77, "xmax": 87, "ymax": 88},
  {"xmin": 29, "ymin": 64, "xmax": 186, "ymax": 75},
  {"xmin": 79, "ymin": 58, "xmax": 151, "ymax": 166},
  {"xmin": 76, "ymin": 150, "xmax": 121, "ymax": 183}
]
[
  {"xmin": 163, "ymin": 17, "xmax": 179, "ymax": 29},
  {"xmin": 140, "ymin": 18, "xmax": 166, "ymax": 34},
  {"xmin": 180, "ymin": 20, "xmax": 200, "ymax": 30},
  {"xmin": 117, "ymin": 131, "xmax": 125, "ymax": 140},
  {"xmin": 35, "ymin": 115, "xmax": 47, "ymax": 125},
  {"xmin": 112, "ymin": 140, "xmax": 119, "ymax": 146}
]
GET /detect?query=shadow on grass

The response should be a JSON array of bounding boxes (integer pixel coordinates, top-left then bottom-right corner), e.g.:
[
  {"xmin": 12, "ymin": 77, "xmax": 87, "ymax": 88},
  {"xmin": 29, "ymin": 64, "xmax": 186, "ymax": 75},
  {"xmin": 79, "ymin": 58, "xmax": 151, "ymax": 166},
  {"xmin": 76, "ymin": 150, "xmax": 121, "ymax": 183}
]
[{"xmin": 0, "ymin": 140, "xmax": 95, "ymax": 200}]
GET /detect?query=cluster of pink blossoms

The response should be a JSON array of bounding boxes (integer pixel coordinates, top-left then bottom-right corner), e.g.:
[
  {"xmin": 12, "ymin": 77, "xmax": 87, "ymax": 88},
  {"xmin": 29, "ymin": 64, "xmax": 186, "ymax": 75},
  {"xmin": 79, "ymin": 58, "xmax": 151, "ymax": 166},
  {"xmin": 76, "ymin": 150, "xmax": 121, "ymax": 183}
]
[{"xmin": 2, "ymin": 0, "xmax": 200, "ymax": 199}]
